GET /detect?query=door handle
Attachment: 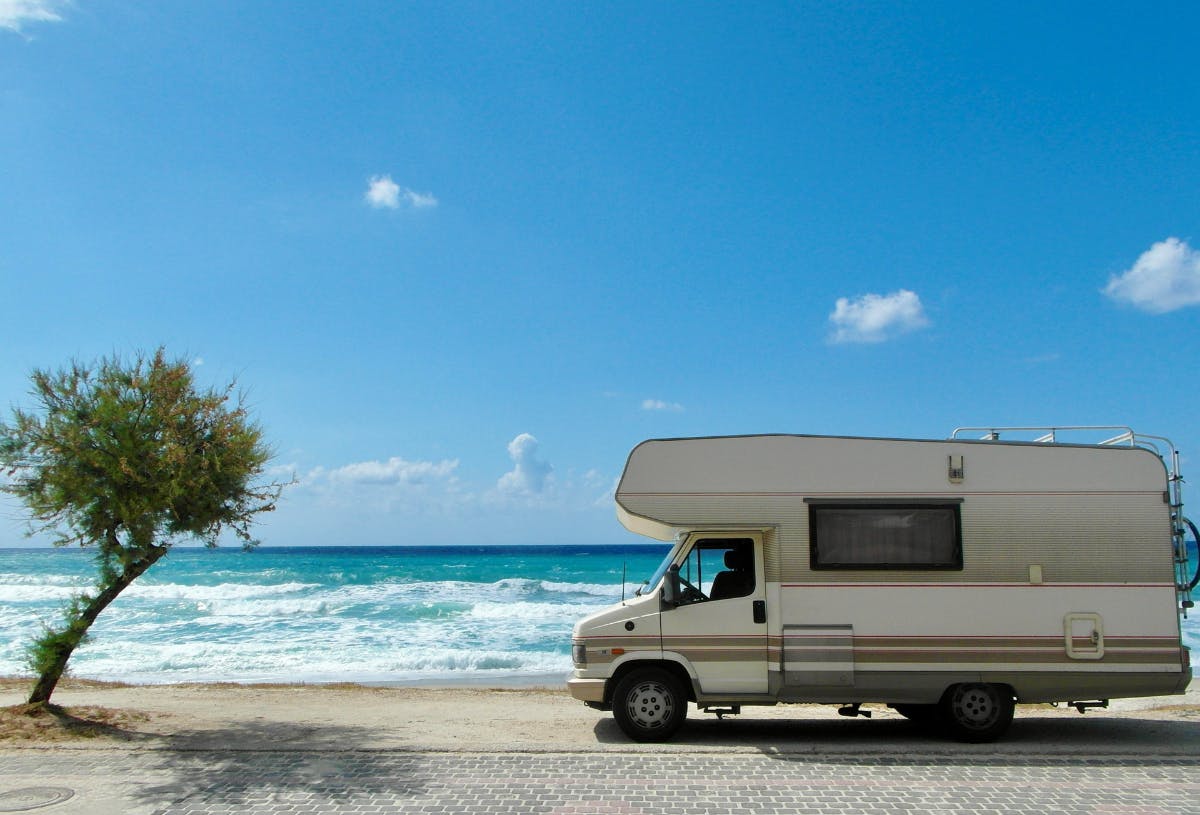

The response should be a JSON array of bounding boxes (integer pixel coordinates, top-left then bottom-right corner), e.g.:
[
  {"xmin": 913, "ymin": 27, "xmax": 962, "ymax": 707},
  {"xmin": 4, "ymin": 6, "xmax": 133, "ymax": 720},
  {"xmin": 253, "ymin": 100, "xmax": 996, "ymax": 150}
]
[{"xmin": 752, "ymin": 600, "xmax": 766, "ymax": 624}]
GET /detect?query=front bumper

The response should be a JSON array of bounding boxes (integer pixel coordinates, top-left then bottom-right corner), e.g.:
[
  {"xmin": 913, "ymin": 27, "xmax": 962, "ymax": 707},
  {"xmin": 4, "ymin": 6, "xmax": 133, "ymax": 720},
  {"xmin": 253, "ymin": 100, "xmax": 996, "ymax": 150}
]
[{"xmin": 567, "ymin": 676, "xmax": 606, "ymax": 704}]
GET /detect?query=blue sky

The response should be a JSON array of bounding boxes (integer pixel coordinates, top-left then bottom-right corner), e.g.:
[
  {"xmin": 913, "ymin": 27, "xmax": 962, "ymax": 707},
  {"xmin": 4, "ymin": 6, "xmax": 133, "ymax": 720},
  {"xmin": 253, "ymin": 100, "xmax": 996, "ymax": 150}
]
[{"xmin": 2, "ymin": 1, "xmax": 1198, "ymax": 547}]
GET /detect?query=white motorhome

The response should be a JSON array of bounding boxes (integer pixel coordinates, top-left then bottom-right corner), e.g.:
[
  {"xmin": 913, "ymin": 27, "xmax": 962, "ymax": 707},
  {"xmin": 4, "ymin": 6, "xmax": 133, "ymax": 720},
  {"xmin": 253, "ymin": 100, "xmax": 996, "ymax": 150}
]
[{"xmin": 568, "ymin": 427, "xmax": 1196, "ymax": 742}]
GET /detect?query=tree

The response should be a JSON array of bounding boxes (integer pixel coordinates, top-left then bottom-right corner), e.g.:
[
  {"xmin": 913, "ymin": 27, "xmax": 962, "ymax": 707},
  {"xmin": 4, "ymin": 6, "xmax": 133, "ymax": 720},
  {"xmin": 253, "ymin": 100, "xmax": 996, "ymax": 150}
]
[{"xmin": 0, "ymin": 349, "xmax": 283, "ymax": 706}]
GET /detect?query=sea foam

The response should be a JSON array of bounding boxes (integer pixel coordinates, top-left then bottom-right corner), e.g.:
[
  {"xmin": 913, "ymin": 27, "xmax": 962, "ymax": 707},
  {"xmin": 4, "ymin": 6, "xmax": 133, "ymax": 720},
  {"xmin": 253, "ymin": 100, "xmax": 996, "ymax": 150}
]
[{"xmin": 0, "ymin": 544, "xmax": 670, "ymax": 684}]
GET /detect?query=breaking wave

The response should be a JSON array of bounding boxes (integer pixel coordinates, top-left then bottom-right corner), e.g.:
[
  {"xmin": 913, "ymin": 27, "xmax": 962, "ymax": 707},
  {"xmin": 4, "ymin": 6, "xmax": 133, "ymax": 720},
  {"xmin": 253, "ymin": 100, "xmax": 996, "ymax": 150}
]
[{"xmin": 0, "ymin": 544, "xmax": 669, "ymax": 684}]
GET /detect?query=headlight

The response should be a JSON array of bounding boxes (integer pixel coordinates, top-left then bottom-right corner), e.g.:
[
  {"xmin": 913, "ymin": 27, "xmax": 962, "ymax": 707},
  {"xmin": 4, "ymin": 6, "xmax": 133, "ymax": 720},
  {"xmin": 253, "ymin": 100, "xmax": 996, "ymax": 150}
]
[{"xmin": 572, "ymin": 642, "xmax": 587, "ymax": 667}]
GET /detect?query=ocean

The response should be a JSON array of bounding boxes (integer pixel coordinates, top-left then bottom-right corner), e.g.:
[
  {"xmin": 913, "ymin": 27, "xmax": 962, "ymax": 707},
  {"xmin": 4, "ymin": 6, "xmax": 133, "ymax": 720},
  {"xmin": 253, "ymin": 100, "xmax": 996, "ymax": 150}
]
[
  {"xmin": 1, "ymin": 543, "xmax": 1197, "ymax": 686},
  {"xmin": 0, "ymin": 545, "xmax": 670, "ymax": 685}
]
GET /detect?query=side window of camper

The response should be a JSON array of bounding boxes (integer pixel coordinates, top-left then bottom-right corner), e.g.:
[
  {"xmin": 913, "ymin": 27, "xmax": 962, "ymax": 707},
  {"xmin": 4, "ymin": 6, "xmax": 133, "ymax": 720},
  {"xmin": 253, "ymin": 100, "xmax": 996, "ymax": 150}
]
[
  {"xmin": 808, "ymin": 502, "xmax": 963, "ymax": 570},
  {"xmin": 677, "ymin": 538, "xmax": 756, "ymax": 603}
]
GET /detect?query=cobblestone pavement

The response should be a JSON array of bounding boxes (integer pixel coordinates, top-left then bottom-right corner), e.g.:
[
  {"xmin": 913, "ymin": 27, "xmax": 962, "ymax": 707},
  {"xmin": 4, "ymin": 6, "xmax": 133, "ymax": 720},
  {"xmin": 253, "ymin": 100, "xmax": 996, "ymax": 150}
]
[{"xmin": 2, "ymin": 749, "xmax": 1198, "ymax": 815}]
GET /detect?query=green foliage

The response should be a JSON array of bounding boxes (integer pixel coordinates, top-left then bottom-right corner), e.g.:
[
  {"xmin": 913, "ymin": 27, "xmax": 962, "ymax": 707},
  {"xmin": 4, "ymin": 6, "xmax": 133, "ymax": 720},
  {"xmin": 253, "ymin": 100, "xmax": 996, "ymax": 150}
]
[
  {"xmin": 26, "ymin": 594, "xmax": 94, "ymax": 677},
  {"xmin": 0, "ymin": 348, "xmax": 285, "ymax": 703},
  {"xmin": 0, "ymin": 349, "xmax": 281, "ymax": 551}
]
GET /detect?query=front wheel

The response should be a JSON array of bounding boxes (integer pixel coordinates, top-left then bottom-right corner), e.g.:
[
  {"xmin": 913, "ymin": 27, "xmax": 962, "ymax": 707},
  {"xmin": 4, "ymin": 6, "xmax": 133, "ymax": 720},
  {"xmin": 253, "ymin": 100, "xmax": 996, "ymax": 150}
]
[
  {"xmin": 939, "ymin": 683, "xmax": 1015, "ymax": 743},
  {"xmin": 612, "ymin": 668, "xmax": 688, "ymax": 742}
]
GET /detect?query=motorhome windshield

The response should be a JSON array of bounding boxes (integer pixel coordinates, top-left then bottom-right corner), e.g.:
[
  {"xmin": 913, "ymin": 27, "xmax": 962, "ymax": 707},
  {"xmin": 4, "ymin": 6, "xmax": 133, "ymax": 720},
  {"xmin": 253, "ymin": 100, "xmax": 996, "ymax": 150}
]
[{"xmin": 636, "ymin": 546, "xmax": 678, "ymax": 596}]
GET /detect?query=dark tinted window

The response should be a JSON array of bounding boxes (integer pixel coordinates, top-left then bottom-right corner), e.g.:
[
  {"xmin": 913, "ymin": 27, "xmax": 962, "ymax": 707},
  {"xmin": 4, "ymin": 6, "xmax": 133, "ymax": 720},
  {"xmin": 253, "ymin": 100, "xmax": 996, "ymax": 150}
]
[{"xmin": 809, "ymin": 503, "xmax": 962, "ymax": 570}]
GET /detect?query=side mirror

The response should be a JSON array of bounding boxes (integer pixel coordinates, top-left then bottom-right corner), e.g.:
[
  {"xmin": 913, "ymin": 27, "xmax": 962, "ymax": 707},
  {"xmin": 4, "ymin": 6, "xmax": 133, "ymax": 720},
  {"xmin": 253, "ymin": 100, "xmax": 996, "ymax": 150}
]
[{"xmin": 662, "ymin": 563, "xmax": 681, "ymax": 607}]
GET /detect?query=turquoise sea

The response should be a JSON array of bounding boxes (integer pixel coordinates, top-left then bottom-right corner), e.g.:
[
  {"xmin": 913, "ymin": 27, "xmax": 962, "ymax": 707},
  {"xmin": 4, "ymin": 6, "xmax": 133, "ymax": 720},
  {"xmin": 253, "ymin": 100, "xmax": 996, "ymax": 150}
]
[
  {"xmin": 1, "ymin": 543, "xmax": 1197, "ymax": 685},
  {"xmin": 0, "ymin": 545, "xmax": 670, "ymax": 685}
]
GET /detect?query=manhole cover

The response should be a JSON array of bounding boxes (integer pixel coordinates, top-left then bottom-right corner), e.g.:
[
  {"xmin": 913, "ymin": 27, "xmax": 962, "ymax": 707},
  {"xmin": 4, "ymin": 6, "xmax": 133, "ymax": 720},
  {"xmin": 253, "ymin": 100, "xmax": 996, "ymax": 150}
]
[{"xmin": 0, "ymin": 788, "xmax": 74, "ymax": 812}]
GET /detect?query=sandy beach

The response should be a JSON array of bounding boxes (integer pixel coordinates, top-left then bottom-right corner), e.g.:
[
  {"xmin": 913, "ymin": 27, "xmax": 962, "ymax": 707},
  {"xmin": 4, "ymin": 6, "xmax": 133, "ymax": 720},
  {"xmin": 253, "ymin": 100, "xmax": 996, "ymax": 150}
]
[{"xmin": 2, "ymin": 676, "xmax": 1198, "ymax": 753}]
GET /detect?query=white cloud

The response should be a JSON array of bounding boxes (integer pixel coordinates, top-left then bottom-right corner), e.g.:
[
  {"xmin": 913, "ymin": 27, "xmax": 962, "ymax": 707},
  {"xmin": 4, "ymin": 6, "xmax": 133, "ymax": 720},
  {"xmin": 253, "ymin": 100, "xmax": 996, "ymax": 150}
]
[
  {"xmin": 0, "ymin": 0, "xmax": 65, "ymax": 32},
  {"xmin": 593, "ymin": 475, "xmax": 620, "ymax": 508},
  {"xmin": 285, "ymin": 456, "xmax": 464, "ymax": 519},
  {"xmin": 403, "ymin": 189, "xmax": 438, "ymax": 209},
  {"xmin": 365, "ymin": 175, "xmax": 438, "ymax": 210},
  {"xmin": 641, "ymin": 399, "xmax": 683, "ymax": 412},
  {"xmin": 580, "ymin": 468, "xmax": 606, "ymax": 488},
  {"xmin": 365, "ymin": 175, "xmax": 401, "ymax": 209},
  {"xmin": 1103, "ymin": 237, "xmax": 1200, "ymax": 314},
  {"xmin": 327, "ymin": 456, "xmax": 459, "ymax": 486},
  {"xmin": 264, "ymin": 463, "xmax": 299, "ymax": 482},
  {"xmin": 496, "ymin": 433, "xmax": 553, "ymax": 496},
  {"xmin": 252, "ymin": 444, "xmax": 620, "ymax": 544},
  {"xmin": 828, "ymin": 288, "xmax": 929, "ymax": 344}
]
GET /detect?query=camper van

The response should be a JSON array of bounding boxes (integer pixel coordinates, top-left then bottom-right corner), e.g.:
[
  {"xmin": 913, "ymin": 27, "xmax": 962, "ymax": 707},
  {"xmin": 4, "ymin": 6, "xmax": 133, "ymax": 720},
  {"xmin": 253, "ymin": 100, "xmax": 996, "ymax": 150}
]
[{"xmin": 568, "ymin": 427, "xmax": 1196, "ymax": 742}]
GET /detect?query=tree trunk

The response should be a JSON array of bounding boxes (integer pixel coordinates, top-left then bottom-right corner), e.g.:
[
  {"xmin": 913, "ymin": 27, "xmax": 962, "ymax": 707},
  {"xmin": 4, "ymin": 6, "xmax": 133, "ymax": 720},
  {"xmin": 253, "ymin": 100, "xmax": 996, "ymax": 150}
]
[{"xmin": 26, "ymin": 548, "xmax": 165, "ymax": 706}]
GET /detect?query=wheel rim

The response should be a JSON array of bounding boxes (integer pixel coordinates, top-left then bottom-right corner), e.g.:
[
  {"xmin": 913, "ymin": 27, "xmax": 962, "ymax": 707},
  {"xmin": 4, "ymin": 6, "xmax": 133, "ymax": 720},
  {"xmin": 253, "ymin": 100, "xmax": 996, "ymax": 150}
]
[
  {"xmin": 949, "ymin": 685, "xmax": 1000, "ymax": 730},
  {"xmin": 625, "ymin": 680, "xmax": 675, "ymax": 730}
]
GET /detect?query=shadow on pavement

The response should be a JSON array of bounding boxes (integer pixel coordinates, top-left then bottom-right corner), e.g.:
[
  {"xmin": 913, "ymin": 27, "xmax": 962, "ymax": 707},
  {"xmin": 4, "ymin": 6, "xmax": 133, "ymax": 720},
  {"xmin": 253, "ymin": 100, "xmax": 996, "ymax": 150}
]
[
  {"xmin": 593, "ymin": 708, "xmax": 1200, "ymax": 764},
  {"xmin": 129, "ymin": 718, "xmax": 432, "ymax": 811}
]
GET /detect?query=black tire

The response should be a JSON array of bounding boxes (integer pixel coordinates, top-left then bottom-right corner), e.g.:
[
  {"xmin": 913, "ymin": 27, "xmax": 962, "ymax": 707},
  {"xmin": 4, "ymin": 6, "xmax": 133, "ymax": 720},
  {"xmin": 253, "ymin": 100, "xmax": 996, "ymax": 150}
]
[
  {"xmin": 939, "ymin": 683, "xmax": 1015, "ymax": 743},
  {"xmin": 891, "ymin": 703, "xmax": 939, "ymax": 723},
  {"xmin": 612, "ymin": 668, "xmax": 688, "ymax": 742}
]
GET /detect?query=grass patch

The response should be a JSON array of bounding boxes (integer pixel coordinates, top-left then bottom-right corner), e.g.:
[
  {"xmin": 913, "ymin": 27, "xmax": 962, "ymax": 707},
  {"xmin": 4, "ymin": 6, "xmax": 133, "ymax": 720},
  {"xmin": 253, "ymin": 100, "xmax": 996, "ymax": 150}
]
[{"xmin": 0, "ymin": 701, "xmax": 151, "ymax": 742}]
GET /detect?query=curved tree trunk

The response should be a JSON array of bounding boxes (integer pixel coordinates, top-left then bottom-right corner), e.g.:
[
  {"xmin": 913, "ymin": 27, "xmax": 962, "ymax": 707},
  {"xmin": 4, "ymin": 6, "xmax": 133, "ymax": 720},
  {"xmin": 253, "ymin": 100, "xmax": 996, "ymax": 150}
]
[{"xmin": 26, "ymin": 547, "xmax": 166, "ymax": 706}]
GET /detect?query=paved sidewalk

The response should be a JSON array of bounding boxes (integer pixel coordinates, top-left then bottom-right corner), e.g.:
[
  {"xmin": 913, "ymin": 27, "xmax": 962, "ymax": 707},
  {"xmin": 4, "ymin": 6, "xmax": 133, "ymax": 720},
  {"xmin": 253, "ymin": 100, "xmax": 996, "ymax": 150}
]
[{"xmin": 2, "ymin": 748, "xmax": 1199, "ymax": 815}]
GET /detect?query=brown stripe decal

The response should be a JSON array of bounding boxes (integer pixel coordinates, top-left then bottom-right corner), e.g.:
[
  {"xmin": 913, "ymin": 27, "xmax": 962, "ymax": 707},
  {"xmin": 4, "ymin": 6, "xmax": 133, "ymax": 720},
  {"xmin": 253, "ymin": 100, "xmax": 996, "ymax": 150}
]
[
  {"xmin": 575, "ymin": 635, "xmax": 662, "ymax": 666},
  {"xmin": 666, "ymin": 648, "xmax": 771, "ymax": 663},
  {"xmin": 577, "ymin": 636, "xmax": 659, "ymax": 648},
  {"xmin": 664, "ymin": 636, "xmax": 770, "ymax": 648},
  {"xmin": 775, "ymin": 633, "xmax": 1182, "ymax": 668}
]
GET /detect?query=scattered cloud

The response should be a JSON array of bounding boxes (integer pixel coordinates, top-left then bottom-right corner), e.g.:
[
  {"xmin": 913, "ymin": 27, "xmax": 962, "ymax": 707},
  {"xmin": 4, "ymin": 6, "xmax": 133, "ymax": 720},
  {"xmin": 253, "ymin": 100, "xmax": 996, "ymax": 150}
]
[
  {"xmin": 828, "ymin": 288, "xmax": 929, "ymax": 344},
  {"xmin": 0, "ymin": 0, "xmax": 66, "ymax": 33},
  {"xmin": 593, "ymin": 475, "xmax": 620, "ymax": 508},
  {"xmin": 326, "ymin": 456, "xmax": 459, "ymax": 486},
  {"xmin": 263, "ymin": 443, "xmax": 616, "ymax": 545},
  {"xmin": 496, "ymin": 433, "xmax": 553, "ymax": 496},
  {"xmin": 273, "ymin": 437, "xmax": 616, "ymax": 526},
  {"xmin": 365, "ymin": 176, "xmax": 401, "ymax": 208},
  {"xmin": 1103, "ymin": 237, "xmax": 1200, "ymax": 314},
  {"xmin": 365, "ymin": 175, "xmax": 438, "ymax": 210},
  {"xmin": 580, "ymin": 469, "xmax": 607, "ymax": 489},
  {"xmin": 641, "ymin": 398, "xmax": 683, "ymax": 412},
  {"xmin": 403, "ymin": 189, "xmax": 438, "ymax": 209},
  {"xmin": 287, "ymin": 455, "xmax": 464, "ymax": 516},
  {"xmin": 264, "ymin": 463, "xmax": 299, "ymax": 483}
]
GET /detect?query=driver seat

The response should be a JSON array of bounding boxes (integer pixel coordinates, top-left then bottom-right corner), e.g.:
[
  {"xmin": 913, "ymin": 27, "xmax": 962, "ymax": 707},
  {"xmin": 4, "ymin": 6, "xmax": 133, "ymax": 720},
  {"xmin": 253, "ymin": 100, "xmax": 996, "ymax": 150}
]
[{"xmin": 708, "ymin": 548, "xmax": 754, "ymax": 601}]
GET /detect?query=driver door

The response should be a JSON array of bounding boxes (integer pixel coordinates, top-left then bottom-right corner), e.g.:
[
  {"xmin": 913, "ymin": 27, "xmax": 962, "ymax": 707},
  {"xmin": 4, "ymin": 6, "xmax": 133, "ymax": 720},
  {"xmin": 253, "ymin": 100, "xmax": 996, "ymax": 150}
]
[{"xmin": 660, "ymin": 534, "xmax": 769, "ymax": 695}]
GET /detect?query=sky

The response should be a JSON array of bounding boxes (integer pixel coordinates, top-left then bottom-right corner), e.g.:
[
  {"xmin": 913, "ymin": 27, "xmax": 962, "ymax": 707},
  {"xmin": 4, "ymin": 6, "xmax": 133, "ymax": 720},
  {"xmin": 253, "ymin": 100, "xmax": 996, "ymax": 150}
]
[{"xmin": 2, "ymin": 1, "xmax": 1198, "ymax": 547}]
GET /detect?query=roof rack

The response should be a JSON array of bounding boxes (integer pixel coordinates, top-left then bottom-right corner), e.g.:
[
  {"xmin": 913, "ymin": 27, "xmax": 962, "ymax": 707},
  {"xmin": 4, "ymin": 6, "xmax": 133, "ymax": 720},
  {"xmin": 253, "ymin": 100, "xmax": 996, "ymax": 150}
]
[
  {"xmin": 949, "ymin": 426, "xmax": 1179, "ymax": 480},
  {"xmin": 951, "ymin": 425, "xmax": 1143, "ymax": 445}
]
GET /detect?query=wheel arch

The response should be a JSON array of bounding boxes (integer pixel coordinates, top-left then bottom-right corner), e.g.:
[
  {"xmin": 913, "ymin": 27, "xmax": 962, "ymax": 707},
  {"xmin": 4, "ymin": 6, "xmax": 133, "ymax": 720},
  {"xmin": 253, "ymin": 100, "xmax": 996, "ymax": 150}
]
[
  {"xmin": 940, "ymin": 680, "xmax": 1017, "ymax": 704},
  {"xmin": 606, "ymin": 659, "xmax": 697, "ymax": 704}
]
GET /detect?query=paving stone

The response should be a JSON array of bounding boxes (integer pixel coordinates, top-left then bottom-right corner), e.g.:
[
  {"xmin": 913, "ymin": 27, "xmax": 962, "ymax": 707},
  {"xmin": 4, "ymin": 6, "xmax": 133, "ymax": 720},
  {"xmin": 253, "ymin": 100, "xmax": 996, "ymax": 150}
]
[{"xmin": 1, "ymin": 750, "xmax": 1199, "ymax": 814}]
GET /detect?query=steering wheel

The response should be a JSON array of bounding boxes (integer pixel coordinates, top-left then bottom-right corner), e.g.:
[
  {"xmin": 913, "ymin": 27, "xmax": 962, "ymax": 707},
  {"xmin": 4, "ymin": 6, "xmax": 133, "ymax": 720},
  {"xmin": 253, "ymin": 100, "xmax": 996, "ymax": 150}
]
[{"xmin": 678, "ymin": 575, "xmax": 706, "ymax": 603}]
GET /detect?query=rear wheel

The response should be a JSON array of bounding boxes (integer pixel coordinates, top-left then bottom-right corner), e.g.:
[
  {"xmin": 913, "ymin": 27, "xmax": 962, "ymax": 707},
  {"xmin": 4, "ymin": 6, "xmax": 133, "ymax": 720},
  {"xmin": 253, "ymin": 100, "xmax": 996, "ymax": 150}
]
[
  {"xmin": 612, "ymin": 668, "xmax": 688, "ymax": 742},
  {"xmin": 939, "ymin": 683, "xmax": 1014, "ymax": 743}
]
